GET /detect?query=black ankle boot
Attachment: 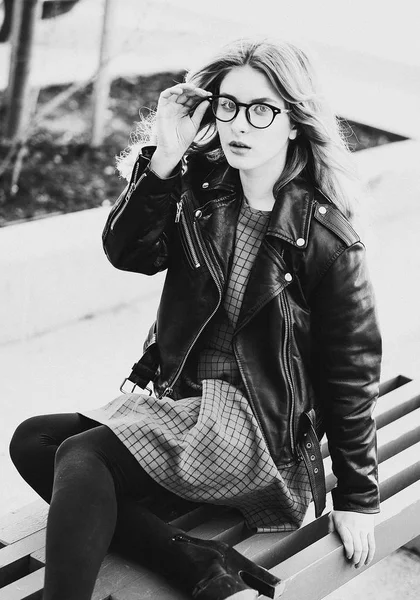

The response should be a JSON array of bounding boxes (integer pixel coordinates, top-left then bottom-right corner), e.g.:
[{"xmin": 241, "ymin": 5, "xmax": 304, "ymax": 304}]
[{"xmin": 171, "ymin": 533, "xmax": 283, "ymax": 600}]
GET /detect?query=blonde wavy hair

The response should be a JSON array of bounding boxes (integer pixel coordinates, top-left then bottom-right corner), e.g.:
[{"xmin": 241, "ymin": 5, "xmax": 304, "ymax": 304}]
[{"xmin": 117, "ymin": 37, "xmax": 360, "ymax": 219}]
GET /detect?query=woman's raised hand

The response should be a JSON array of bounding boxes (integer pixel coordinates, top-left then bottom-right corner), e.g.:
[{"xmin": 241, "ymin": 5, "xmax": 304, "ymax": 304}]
[{"xmin": 151, "ymin": 83, "xmax": 211, "ymax": 178}]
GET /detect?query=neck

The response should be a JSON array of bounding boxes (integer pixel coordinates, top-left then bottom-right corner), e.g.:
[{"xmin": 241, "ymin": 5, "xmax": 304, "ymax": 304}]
[{"xmin": 239, "ymin": 157, "xmax": 286, "ymax": 212}]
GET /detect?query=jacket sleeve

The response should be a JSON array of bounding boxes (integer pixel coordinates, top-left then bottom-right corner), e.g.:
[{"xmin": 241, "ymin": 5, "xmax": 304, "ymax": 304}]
[
  {"xmin": 102, "ymin": 146, "xmax": 182, "ymax": 275},
  {"xmin": 311, "ymin": 241, "xmax": 382, "ymax": 513}
]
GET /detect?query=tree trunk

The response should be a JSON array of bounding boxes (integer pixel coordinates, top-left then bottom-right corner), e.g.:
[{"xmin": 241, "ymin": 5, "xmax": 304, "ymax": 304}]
[
  {"xmin": 5, "ymin": 0, "xmax": 42, "ymax": 141},
  {"xmin": 90, "ymin": 0, "xmax": 117, "ymax": 148}
]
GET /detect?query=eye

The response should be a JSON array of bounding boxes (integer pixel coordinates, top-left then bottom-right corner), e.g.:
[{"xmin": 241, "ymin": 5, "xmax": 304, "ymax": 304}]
[
  {"xmin": 252, "ymin": 104, "xmax": 272, "ymax": 115},
  {"xmin": 219, "ymin": 97, "xmax": 236, "ymax": 112}
]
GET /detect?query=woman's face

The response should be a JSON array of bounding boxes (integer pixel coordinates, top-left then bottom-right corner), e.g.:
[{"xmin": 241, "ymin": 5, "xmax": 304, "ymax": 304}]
[{"xmin": 216, "ymin": 65, "xmax": 296, "ymax": 176}]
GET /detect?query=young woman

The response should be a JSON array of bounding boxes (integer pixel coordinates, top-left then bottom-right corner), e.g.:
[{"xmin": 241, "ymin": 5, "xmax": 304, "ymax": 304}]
[{"xmin": 10, "ymin": 37, "xmax": 382, "ymax": 600}]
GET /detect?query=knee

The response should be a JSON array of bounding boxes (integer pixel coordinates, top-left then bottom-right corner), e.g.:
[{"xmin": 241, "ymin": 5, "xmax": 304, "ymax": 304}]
[
  {"xmin": 9, "ymin": 415, "xmax": 46, "ymax": 468},
  {"xmin": 54, "ymin": 426, "xmax": 107, "ymax": 469},
  {"xmin": 54, "ymin": 428, "xmax": 116, "ymax": 495},
  {"xmin": 55, "ymin": 434, "xmax": 87, "ymax": 468}
]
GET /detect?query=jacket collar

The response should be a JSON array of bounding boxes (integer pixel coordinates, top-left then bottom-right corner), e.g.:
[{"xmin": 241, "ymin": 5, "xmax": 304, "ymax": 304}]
[
  {"xmin": 202, "ymin": 163, "xmax": 315, "ymax": 250},
  {"xmin": 268, "ymin": 176, "xmax": 314, "ymax": 249}
]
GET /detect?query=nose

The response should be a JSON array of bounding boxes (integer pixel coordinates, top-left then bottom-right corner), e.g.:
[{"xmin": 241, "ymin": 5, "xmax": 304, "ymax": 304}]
[{"xmin": 230, "ymin": 106, "xmax": 250, "ymax": 132}]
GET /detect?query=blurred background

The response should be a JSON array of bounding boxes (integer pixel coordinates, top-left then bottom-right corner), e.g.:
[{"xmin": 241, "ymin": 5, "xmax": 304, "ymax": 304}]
[{"xmin": 0, "ymin": 2, "xmax": 420, "ymax": 594}]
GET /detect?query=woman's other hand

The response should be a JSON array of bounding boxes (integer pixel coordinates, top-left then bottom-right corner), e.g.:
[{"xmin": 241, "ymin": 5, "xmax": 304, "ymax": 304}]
[
  {"xmin": 151, "ymin": 84, "xmax": 211, "ymax": 178},
  {"xmin": 331, "ymin": 510, "xmax": 376, "ymax": 568}
]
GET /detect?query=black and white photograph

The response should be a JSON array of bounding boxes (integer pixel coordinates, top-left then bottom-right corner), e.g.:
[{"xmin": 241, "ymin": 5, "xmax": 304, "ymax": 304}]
[{"xmin": 1, "ymin": 1, "xmax": 419, "ymax": 599}]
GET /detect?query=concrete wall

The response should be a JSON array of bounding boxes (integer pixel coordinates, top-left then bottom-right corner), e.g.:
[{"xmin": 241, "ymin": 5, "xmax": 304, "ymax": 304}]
[{"xmin": 1, "ymin": 206, "xmax": 165, "ymax": 345}]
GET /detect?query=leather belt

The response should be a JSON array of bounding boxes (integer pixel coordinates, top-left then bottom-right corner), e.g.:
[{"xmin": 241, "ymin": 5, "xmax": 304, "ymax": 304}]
[
  {"xmin": 299, "ymin": 410, "xmax": 326, "ymax": 518},
  {"xmin": 120, "ymin": 344, "xmax": 159, "ymax": 395}
]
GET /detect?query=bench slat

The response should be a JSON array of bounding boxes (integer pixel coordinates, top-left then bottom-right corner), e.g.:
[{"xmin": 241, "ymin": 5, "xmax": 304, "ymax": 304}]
[
  {"xmin": 188, "ymin": 509, "xmax": 247, "ymax": 544},
  {"xmin": 110, "ymin": 570, "xmax": 188, "ymax": 600},
  {"xmin": 0, "ymin": 568, "xmax": 44, "ymax": 600},
  {"xmin": 91, "ymin": 552, "xmax": 168, "ymax": 600},
  {"xmin": 378, "ymin": 440, "xmax": 420, "ymax": 501},
  {"xmin": 377, "ymin": 407, "xmax": 420, "ymax": 461},
  {"xmin": 267, "ymin": 478, "xmax": 420, "ymax": 600},
  {"xmin": 0, "ymin": 505, "xmax": 48, "ymax": 547},
  {"xmin": 0, "ymin": 531, "xmax": 45, "ymax": 570},
  {"xmin": 375, "ymin": 378, "xmax": 420, "ymax": 429},
  {"xmin": 378, "ymin": 374, "xmax": 412, "ymax": 398}
]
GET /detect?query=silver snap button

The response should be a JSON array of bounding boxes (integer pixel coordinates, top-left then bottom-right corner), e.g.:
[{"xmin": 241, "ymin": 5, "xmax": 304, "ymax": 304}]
[
  {"xmin": 202, "ymin": 182, "xmax": 209, "ymax": 189},
  {"xmin": 318, "ymin": 206, "xmax": 327, "ymax": 215},
  {"xmin": 296, "ymin": 238, "xmax": 305, "ymax": 247},
  {"xmin": 285, "ymin": 273, "xmax": 292, "ymax": 282},
  {"xmin": 314, "ymin": 467, "xmax": 319, "ymax": 474},
  {"xmin": 310, "ymin": 454, "xmax": 316, "ymax": 461},
  {"xmin": 194, "ymin": 210, "xmax": 202, "ymax": 219},
  {"xmin": 306, "ymin": 442, "xmax": 312, "ymax": 449}
]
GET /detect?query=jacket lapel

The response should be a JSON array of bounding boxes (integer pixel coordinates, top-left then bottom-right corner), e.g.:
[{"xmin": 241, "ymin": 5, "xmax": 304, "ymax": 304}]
[{"xmin": 235, "ymin": 178, "xmax": 314, "ymax": 330}]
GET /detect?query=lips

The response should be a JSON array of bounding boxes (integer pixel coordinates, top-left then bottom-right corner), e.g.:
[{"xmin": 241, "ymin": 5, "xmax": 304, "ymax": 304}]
[{"xmin": 229, "ymin": 141, "xmax": 251, "ymax": 149}]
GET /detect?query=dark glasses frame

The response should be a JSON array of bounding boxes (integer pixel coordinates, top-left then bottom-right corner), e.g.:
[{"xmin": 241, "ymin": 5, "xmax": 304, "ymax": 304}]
[{"xmin": 206, "ymin": 95, "xmax": 291, "ymax": 129}]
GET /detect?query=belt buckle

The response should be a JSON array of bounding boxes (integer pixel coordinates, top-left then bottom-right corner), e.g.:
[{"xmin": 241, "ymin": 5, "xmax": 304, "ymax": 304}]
[{"xmin": 119, "ymin": 378, "xmax": 153, "ymax": 396}]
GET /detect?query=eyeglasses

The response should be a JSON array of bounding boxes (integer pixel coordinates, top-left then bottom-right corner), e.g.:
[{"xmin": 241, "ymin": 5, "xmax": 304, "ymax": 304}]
[{"xmin": 207, "ymin": 95, "xmax": 291, "ymax": 129}]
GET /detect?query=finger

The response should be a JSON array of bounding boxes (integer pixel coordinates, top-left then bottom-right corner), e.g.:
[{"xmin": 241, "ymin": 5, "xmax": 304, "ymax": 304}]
[
  {"xmin": 161, "ymin": 84, "xmax": 209, "ymax": 101},
  {"xmin": 190, "ymin": 97, "xmax": 211, "ymax": 127},
  {"xmin": 176, "ymin": 89, "xmax": 211, "ymax": 108},
  {"xmin": 355, "ymin": 532, "xmax": 369, "ymax": 569},
  {"xmin": 365, "ymin": 530, "xmax": 376, "ymax": 565},
  {"xmin": 336, "ymin": 524, "xmax": 354, "ymax": 561},
  {"xmin": 175, "ymin": 83, "xmax": 210, "ymax": 97},
  {"xmin": 160, "ymin": 85, "xmax": 185, "ymax": 99},
  {"xmin": 352, "ymin": 535, "xmax": 363, "ymax": 568}
]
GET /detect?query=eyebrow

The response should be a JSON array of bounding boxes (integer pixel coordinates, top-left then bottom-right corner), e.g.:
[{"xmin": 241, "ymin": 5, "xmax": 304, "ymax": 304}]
[{"xmin": 220, "ymin": 93, "xmax": 281, "ymax": 106}]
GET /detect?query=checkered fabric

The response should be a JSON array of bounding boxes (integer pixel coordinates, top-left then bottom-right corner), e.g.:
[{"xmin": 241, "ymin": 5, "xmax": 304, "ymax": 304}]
[
  {"xmin": 223, "ymin": 196, "xmax": 271, "ymax": 328},
  {"xmin": 82, "ymin": 197, "xmax": 312, "ymax": 531}
]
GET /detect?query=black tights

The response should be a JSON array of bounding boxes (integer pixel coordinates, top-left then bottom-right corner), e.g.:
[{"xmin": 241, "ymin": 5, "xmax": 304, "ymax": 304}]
[{"xmin": 9, "ymin": 413, "xmax": 183, "ymax": 600}]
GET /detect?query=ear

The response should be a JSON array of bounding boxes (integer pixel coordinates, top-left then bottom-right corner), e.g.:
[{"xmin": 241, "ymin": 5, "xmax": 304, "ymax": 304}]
[{"xmin": 288, "ymin": 128, "xmax": 298, "ymax": 140}]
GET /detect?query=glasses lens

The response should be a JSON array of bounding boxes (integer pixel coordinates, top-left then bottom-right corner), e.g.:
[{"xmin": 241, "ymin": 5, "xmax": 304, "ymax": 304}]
[
  {"xmin": 211, "ymin": 97, "xmax": 237, "ymax": 122},
  {"xmin": 248, "ymin": 104, "xmax": 275, "ymax": 128}
]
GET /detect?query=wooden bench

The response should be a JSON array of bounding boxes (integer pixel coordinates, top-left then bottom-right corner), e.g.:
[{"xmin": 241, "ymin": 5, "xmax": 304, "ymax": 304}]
[{"xmin": 1, "ymin": 374, "xmax": 420, "ymax": 600}]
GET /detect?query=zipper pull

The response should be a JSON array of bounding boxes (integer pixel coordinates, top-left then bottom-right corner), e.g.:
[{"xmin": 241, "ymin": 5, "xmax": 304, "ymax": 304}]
[
  {"xmin": 125, "ymin": 163, "xmax": 145, "ymax": 203},
  {"xmin": 160, "ymin": 386, "xmax": 173, "ymax": 398},
  {"xmin": 125, "ymin": 182, "xmax": 136, "ymax": 202},
  {"xmin": 175, "ymin": 199, "xmax": 183, "ymax": 223}
]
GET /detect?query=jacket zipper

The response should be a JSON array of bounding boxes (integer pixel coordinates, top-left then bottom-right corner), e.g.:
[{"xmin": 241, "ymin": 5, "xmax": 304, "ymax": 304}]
[
  {"xmin": 107, "ymin": 162, "xmax": 143, "ymax": 233},
  {"xmin": 233, "ymin": 339, "xmax": 272, "ymax": 455},
  {"xmin": 175, "ymin": 197, "xmax": 203, "ymax": 269},
  {"xmin": 280, "ymin": 291, "xmax": 297, "ymax": 457},
  {"xmin": 160, "ymin": 212, "xmax": 223, "ymax": 397},
  {"xmin": 193, "ymin": 221, "xmax": 224, "ymax": 283},
  {"xmin": 175, "ymin": 194, "xmax": 232, "ymax": 271}
]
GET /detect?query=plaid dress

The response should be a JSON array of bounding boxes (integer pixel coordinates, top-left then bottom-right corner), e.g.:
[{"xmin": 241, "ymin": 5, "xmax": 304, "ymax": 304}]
[{"xmin": 82, "ymin": 197, "xmax": 312, "ymax": 531}]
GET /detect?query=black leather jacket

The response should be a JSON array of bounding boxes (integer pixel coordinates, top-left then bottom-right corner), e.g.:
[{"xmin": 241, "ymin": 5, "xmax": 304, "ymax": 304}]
[{"xmin": 103, "ymin": 146, "xmax": 382, "ymax": 515}]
